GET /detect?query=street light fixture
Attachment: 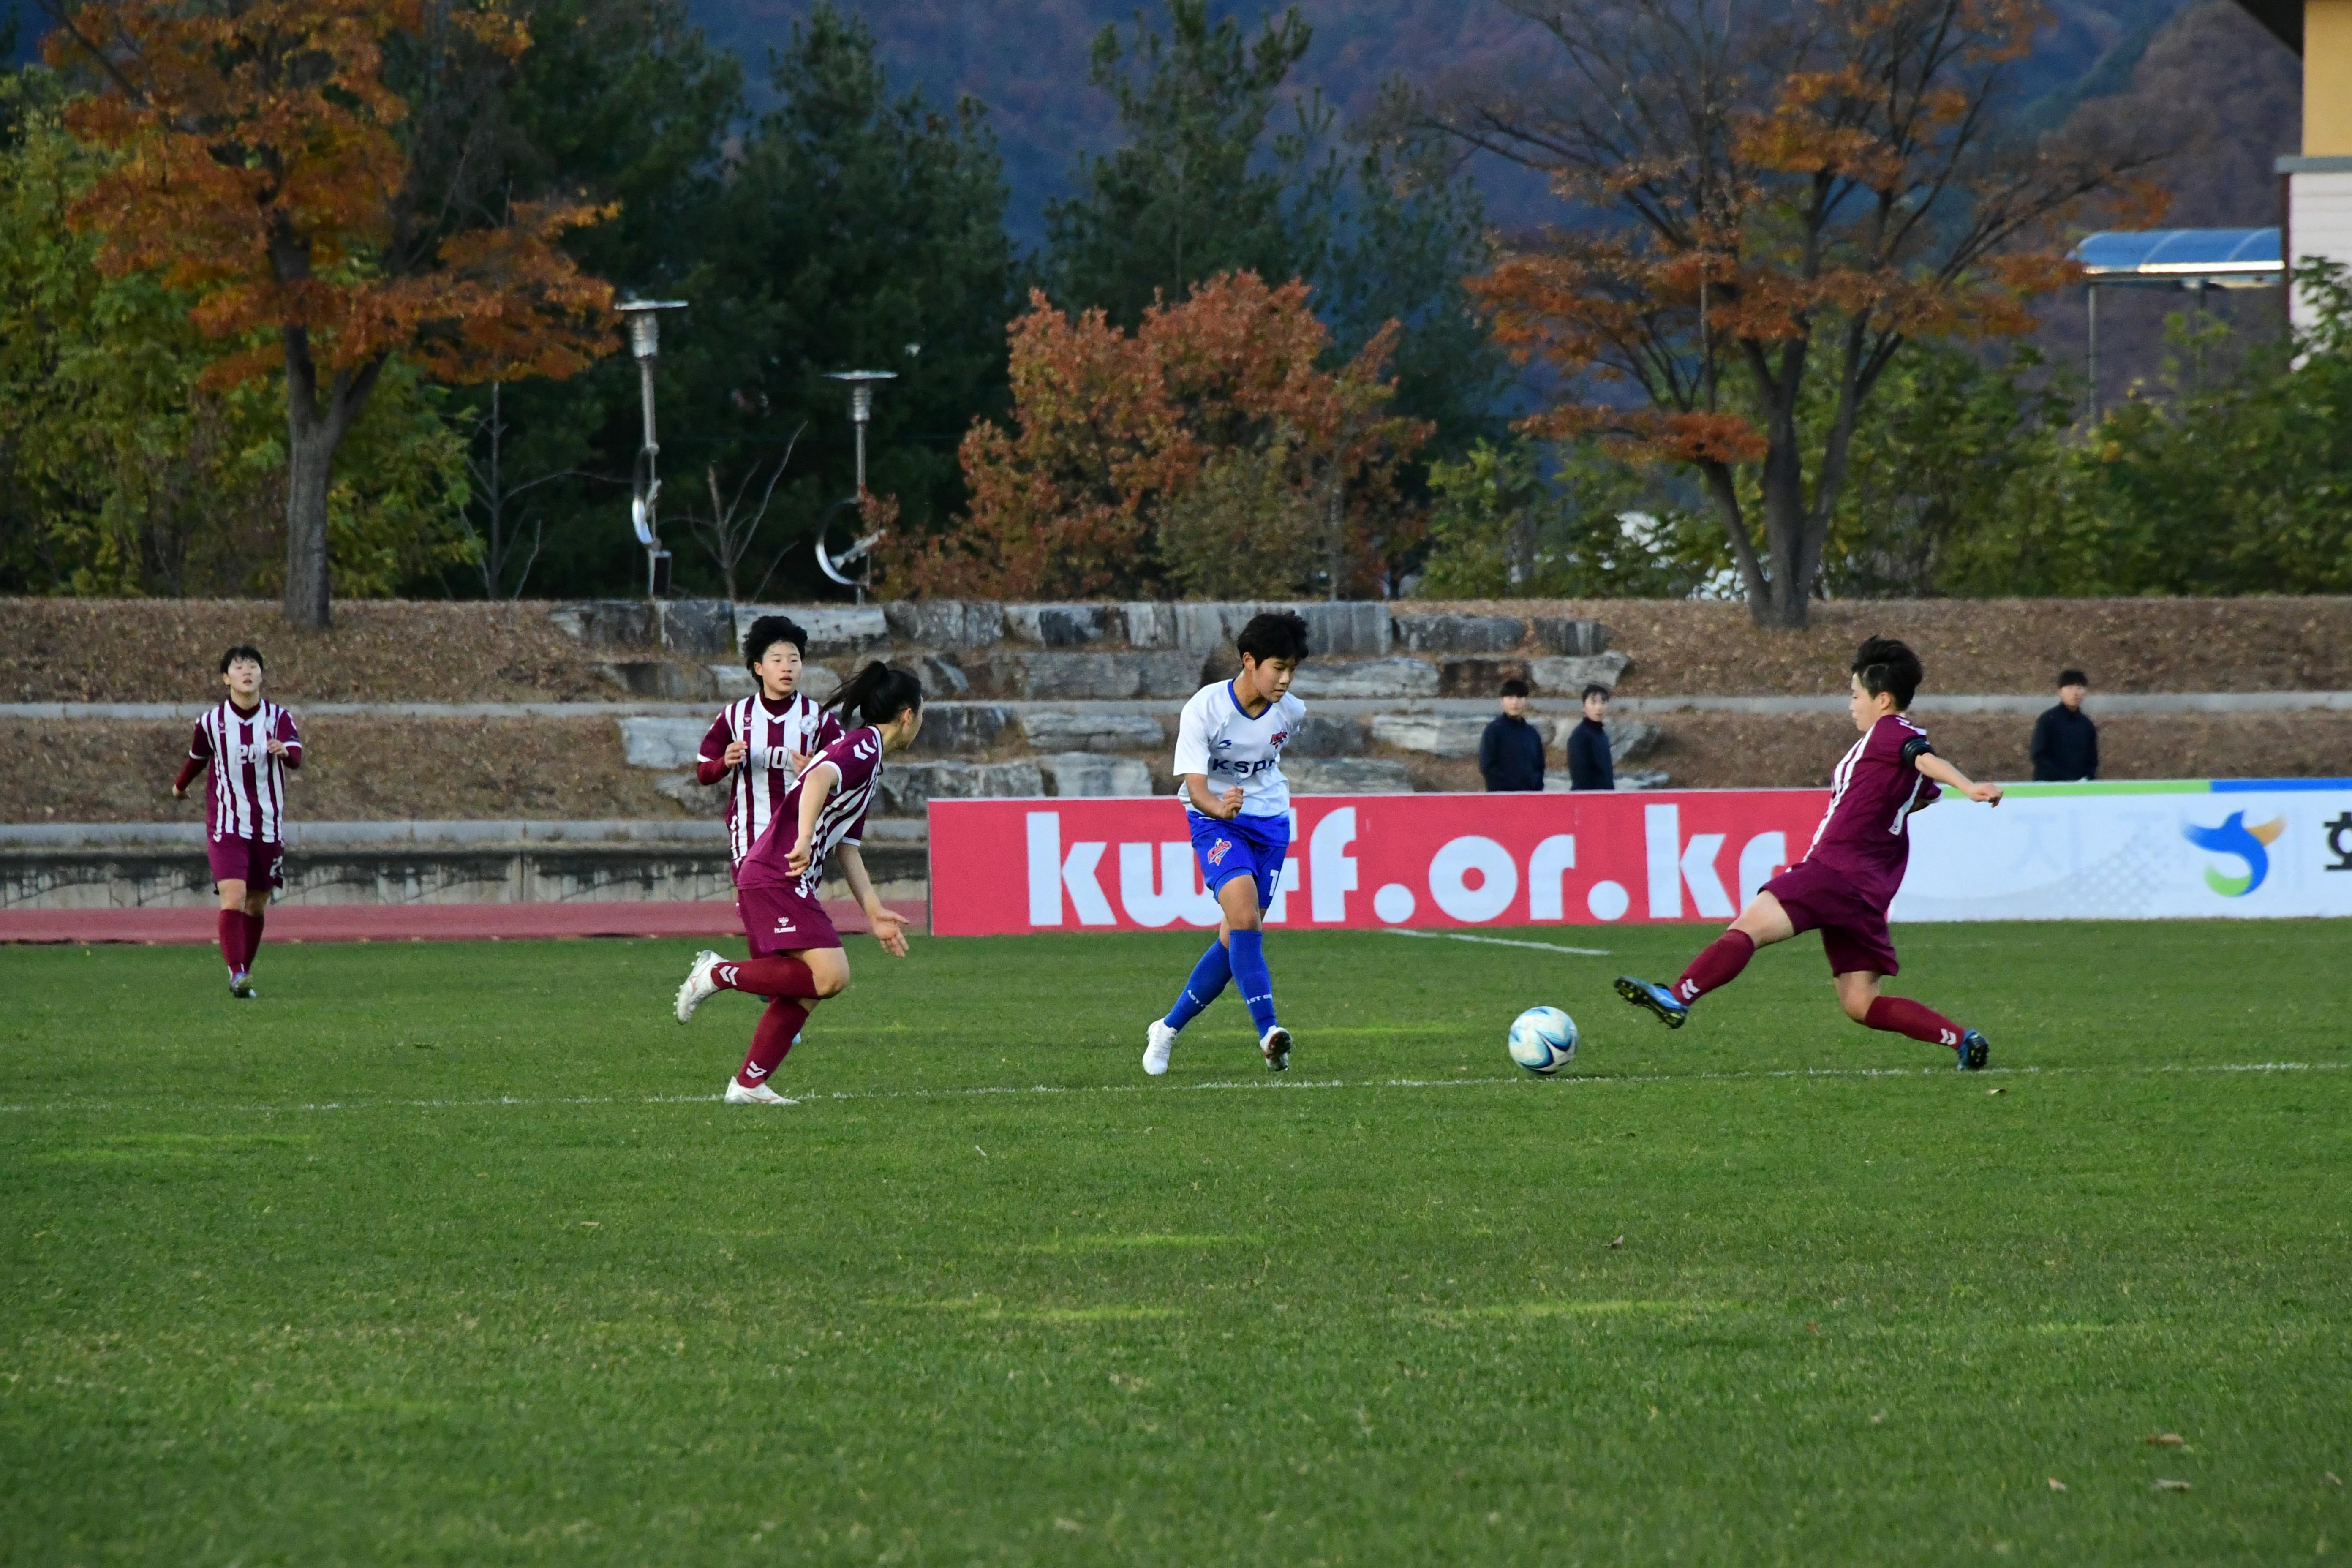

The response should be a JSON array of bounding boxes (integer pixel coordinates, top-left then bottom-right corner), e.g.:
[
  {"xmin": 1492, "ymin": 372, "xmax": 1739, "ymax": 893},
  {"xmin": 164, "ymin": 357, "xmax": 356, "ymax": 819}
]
[
  {"xmin": 817, "ymin": 369, "xmax": 897, "ymax": 601},
  {"xmin": 618, "ymin": 298, "xmax": 688, "ymax": 597}
]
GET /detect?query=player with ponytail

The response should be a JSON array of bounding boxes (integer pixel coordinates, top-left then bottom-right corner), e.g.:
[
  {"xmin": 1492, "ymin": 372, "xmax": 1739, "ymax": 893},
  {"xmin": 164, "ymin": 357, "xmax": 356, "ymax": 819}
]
[{"xmin": 672, "ymin": 662, "xmax": 925, "ymax": 1102}]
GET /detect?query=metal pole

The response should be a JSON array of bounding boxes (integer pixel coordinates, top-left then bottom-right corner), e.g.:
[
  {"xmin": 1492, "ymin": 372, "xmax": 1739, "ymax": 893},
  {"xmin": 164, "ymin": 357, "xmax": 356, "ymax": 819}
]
[
  {"xmin": 2086, "ymin": 283, "xmax": 2100, "ymax": 426},
  {"xmin": 618, "ymin": 300, "xmax": 686, "ymax": 599},
  {"xmin": 638, "ymin": 359, "xmax": 658, "ymax": 456},
  {"xmin": 821, "ymin": 371, "xmax": 896, "ymax": 604},
  {"xmin": 850, "ymin": 383, "xmax": 872, "ymax": 495}
]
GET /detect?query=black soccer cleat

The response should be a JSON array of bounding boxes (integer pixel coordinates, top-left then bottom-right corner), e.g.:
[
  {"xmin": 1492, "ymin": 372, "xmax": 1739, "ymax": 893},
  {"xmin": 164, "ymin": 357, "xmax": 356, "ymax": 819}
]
[
  {"xmin": 1955, "ymin": 1029, "xmax": 1990, "ymax": 1072},
  {"xmin": 1615, "ymin": 976, "xmax": 1689, "ymax": 1030}
]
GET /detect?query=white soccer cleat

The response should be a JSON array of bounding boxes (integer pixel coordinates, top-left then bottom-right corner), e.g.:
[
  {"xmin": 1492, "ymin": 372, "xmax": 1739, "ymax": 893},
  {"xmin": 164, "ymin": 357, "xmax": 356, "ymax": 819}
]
[
  {"xmin": 229, "ymin": 970, "xmax": 256, "ymax": 1000},
  {"xmin": 1260, "ymin": 1025, "xmax": 1292, "ymax": 1073},
  {"xmin": 1143, "ymin": 1018, "xmax": 1178, "ymax": 1077},
  {"xmin": 675, "ymin": 950, "xmax": 723, "ymax": 1024},
  {"xmin": 723, "ymin": 1079, "xmax": 795, "ymax": 1105}
]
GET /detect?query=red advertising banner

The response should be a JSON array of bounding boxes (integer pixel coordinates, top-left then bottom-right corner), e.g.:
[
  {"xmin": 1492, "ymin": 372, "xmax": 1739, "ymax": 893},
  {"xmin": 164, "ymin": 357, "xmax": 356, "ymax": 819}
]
[{"xmin": 928, "ymin": 791, "xmax": 1831, "ymax": 936}]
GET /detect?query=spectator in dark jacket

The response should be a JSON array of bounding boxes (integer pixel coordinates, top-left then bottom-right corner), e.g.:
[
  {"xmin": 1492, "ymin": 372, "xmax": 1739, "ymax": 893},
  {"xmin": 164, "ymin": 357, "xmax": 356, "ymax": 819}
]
[
  {"xmin": 2031, "ymin": 668, "xmax": 2098, "ymax": 781},
  {"xmin": 1479, "ymin": 679, "xmax": 1546, "ymax": 792},
  {"xmin": 1566, "ymin": 683, "xmax": 1615, "ymax": 791}
]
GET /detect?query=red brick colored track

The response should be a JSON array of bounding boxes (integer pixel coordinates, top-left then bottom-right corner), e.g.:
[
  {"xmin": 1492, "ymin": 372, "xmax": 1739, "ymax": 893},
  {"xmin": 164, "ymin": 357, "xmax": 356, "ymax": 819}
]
[{"xmin": 0, "ymin": 900, "xmax": 928, "ymax": 946}]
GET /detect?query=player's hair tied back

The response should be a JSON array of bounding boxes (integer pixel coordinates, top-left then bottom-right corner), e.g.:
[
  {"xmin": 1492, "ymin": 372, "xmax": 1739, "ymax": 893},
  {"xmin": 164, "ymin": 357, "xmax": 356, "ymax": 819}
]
[{"xmin": 828, "ymin": 662, "xmax": 924, "ymax": 729}]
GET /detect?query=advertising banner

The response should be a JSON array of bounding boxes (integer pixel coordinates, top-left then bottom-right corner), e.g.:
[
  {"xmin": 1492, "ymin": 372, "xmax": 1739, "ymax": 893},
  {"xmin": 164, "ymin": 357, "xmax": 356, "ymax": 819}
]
[
  {"xmin": 930, "ymin": 790, "xmax": 1826, "ymax": 936},
  {"xmin": 1895, "ymin": 779, "xmax": 2352, "ymax": 922},
  {"xmin": 928, "ymin": 780, "xmax": 2352, "ymax": 936}
]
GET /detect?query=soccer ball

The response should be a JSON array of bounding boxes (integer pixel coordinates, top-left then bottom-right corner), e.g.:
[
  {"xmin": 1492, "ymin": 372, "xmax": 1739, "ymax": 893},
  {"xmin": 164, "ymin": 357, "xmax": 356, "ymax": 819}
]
[{"xmin": 1507, "ymin": 1006, "xmax": 1578, "ymax": 1076}]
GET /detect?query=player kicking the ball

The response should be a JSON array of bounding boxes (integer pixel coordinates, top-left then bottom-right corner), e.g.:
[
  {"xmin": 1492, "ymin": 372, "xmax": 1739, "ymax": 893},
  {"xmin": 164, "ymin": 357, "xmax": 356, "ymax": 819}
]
[
  {"xmin": 672, "ymin": 663, "xmax": 923, "ymax": 1103},
  {"xmin": 1143, "ymin": 610, "xmax": 1310, "ymax": 1078},
  {"xmin": 172, "ymin": 644, "xmax": 301, "ymax": 999},
  {"xmin": 1615, "ymin": 636, "xmax": 2003, "ymax": 1070}
]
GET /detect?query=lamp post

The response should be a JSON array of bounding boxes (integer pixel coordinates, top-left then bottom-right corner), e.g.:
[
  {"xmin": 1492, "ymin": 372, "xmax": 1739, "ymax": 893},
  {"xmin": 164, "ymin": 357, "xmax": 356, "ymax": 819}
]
[
  {"xmin": 618, "ymin": 299, "xmax": 687, "ymax": 597},
  {"xmin": 817, "ymin": 370, "xmax": 897, "ymax": 602}
]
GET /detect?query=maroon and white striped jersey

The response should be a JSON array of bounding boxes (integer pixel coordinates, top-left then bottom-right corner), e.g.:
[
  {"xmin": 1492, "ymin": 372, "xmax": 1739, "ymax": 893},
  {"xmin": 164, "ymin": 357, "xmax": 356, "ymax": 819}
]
[
  {"xmin": 186, "ymin": 699, "xmax": 302, "ymax": 844},
  {"xmin": 736, "ymin": 727, "xmax": 883, "ymax": 898},
  {"xmin": 1801, "ymin": 713, "xmax": 1940, "ymax": 906},
  {"xmin": 697, "ymin": 694, "xmax": 844, "ymax": 870}
]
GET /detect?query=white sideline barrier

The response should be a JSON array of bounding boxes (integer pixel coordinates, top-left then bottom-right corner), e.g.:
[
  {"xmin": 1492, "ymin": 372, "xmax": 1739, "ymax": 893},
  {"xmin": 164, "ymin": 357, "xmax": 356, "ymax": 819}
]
[{"xmin": 1896, "ymin": 779, "xmax": 2352, "ymax": 921}]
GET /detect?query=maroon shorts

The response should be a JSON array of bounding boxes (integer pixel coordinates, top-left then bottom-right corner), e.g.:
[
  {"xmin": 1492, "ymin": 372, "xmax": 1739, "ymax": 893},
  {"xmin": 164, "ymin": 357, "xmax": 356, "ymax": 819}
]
[
  {"xmin": 1763, "ymin": 860, "xmax": 1899, "ymax": 978},
  {"xmin": 206, "ymin": 835, "xmax": 284, "ymax": 893},
  {"xmin": 737, "ymin": 881, "xmax": 841, "ymax": 956}
]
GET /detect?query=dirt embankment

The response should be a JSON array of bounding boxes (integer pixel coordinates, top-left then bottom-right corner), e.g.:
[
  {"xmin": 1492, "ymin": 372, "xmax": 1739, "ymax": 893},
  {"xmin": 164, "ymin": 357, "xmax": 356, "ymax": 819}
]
[
  {"xmin": 10, "ymin": 596, "xmax": 2352, "ymax": 704},
  {"xmin": 13, "ymin": 708, "xmax": 2347, "ymax": 824},
  {"xmin": 0, "ymin": 600, "xmax": 635, "ymax": 704},
  {"xmin": 0, "ymin": 719, "xmax": 687, "ymax": 823},
  {"xmin": 1403, "ymin": 597, "xmax": 2352, "ymax": 695},
  {"xmin": 1388, "ymin": 712, "xmax": 2352, "ymax": 794}
]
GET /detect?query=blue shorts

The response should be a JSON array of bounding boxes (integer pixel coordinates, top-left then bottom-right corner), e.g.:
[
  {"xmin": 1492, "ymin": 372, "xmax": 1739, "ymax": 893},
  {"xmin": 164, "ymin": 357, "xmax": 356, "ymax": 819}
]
[{"xmin": 1187, "ymin": 810, "xmax": 1290, "ymax": 910}]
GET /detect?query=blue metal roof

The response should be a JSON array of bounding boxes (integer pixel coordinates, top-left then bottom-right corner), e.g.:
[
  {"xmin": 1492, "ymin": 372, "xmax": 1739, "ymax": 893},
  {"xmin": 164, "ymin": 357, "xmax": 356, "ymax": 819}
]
[{"xmin": 2074, "ymin": 228, "xmax": 2284, "ymax": 286}]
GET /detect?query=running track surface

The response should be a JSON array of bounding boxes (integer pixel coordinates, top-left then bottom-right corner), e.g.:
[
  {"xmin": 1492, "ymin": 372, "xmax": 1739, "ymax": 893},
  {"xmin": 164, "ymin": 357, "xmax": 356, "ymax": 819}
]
[{"xmin": 0, "ymin": 901, "xmax": 929, "ymax": 946}]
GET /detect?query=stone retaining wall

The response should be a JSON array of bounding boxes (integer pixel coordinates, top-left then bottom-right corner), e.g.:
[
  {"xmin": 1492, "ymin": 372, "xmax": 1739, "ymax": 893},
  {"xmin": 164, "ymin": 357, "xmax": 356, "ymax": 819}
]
[{"xmin": 547, "ymin": 597, "xmax": 1625, "ymax": 707}]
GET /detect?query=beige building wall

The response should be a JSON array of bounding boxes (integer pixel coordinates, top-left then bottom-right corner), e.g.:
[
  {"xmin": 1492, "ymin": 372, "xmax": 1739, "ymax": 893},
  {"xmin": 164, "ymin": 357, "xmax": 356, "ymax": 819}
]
[
  {"xmin": 2287, "ymin": 0, "xmax": 2352, "ymax": 327},
  {"xmin": 2307, "ymin": 0, "xmax": 2352, "ymax": 155}
]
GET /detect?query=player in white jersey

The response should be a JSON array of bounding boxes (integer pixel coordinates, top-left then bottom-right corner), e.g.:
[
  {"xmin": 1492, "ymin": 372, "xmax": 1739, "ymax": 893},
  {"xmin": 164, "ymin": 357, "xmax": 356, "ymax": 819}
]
[
  {"xmin": 673, "ymin": 663, "xmax": 926, "ymax": 1104},
  {"xmin": 1143, "ymin": 610, "xmax": 1312, "ymax": 1078},
  {"xmin": 695, "ymin": 615, "xmax": 845, "ymax": 872},
  {"xmin": 172, "ymin": 644, "xmax": 301, "ymax": 999}
]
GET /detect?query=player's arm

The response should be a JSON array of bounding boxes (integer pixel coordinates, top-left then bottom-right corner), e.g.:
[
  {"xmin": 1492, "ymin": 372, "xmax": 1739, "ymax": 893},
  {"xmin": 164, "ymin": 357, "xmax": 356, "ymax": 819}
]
[
  {"xmin": 269, "ymin": 713, "xmax": 301, "ymax": 766},
  {"xmin": 698, "ymin": 713, "xmax": 743, "ymax": 783},
  {"xmin": 1913, "ymin": 748, "xmax": 2001, "ymax": 806},
  {"xmin": 832, "ymin": 844, "xmax": 908, "ymax": 958},
  {"xmin": 1181, "ymin": 772, "xmax": 1242, "ymax": 820},
  {"xmin": 172, "ymin": 724, "xmax": 210, "ymax": 799},
  {"xmin": 1171, "ymin": 698, "xmax": 1241, "ymax": 819},
  {"xmin": 784, "ymin": 761, "xmax": 841, "ymax": 875}
]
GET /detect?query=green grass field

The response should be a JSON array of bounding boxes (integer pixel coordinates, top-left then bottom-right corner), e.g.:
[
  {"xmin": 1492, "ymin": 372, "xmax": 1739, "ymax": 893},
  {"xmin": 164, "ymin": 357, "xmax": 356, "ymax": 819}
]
[{"xmin": 3, "ymin": 920, "xmax": 2349, "ymax": 1565}]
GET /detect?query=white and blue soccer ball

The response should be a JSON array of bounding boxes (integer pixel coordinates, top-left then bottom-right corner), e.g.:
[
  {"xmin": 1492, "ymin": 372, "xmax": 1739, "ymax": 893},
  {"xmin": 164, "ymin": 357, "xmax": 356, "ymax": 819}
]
[{"xmin": 1507, "ymin": 1006, "xmax": 1578, "ymax": 1076}]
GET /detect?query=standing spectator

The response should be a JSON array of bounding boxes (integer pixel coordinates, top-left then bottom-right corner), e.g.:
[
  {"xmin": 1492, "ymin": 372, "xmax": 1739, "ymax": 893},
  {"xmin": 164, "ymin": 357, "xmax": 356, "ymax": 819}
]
[
  {"xmin": 2031, "ymin": 669, "xmax": 2098, "ymax": 781},
  {"xmin": 1478, "ymin": 678, "xmax": 1546, "ymax": 792},
  {"xmin": 1567, "ymin": 683, "xmax": 1616, "ymax": 791}
]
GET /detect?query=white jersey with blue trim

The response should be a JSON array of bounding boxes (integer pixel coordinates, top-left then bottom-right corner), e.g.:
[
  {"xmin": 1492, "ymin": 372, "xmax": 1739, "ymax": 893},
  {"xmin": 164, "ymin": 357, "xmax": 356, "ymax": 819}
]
[{"xmin": 1172, "ymin": 680, "xmax": 1307, "ymax": 819}]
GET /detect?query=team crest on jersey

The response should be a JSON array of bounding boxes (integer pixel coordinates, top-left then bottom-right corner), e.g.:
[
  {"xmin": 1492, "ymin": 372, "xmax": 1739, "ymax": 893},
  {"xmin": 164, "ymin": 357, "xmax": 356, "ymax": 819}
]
[
  {"xmin": 1206, "ymin": 838, "xmax": 1232, "ymax": 866},
  {"xmin": 1270, "ymin": 731, "xmax": 1288, "ymax": 747}
]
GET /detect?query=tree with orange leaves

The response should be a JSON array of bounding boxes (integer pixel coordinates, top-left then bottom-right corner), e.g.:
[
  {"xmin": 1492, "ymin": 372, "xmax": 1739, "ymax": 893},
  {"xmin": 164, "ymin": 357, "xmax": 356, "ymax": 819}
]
[
  {"xmin": 901, "ymin": 270, "xmax": 1426, "ymax": 600},
  {"xmin": 1416, "ymin": 0, "xmax": 2161, "ymax": 626},
  {"xmin": 45, "ymin": 0, "xmax": 617, "ymax": 628}
]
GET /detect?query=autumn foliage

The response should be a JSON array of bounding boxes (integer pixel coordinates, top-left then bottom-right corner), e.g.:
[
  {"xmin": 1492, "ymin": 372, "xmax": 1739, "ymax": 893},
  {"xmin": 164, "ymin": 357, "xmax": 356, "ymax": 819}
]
[
  {"xmin": 897, "ymin": 270, "xmax": 1427, "ymax": 599},
  {"xmin": 1443, "ymin": 0, "xmax": 2162, "ymax": 625},
  {"xmin": 46, "ymin": 0, "xmax": 618, "ymax": 625}
]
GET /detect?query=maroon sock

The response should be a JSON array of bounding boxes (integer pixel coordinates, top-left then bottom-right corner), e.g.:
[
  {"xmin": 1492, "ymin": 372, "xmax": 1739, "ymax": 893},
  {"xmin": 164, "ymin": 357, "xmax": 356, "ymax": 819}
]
[
  {"xmin": 1672, "ymin": 931, "xmax": 1755, "ymax": 1004},
  {"xmin": 715, "ymin": 956, "xmax": 819, "ymax": 999},
  {"xmin": 737, "ymin": 1000, "xmax": 810, "ymax": 1087},
  {"xmin": 218, "ymin": 910, "xmax": 245, "ymax": 974},
  {"xmin": 242, "ymin": 910, "xmax": 265, "ymax": 970},
  {"xmin": 1865, "ymin": 995, "xmax": 1965, "ymax": 1050}
]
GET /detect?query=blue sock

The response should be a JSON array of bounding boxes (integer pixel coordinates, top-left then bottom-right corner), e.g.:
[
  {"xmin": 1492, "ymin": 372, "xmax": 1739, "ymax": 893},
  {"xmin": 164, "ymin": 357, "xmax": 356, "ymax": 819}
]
[
  {"xmin": 1228, "ymin": 928, "xmax": 1278, "ymax": 1035},
  {"xmin": 1164, "ymin": 938, "xmax": 1232, "ymax": 1032}
]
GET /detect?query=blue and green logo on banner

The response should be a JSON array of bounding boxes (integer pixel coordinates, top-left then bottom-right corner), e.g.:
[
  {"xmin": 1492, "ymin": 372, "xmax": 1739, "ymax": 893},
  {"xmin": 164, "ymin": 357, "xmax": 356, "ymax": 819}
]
[{"xmin": 2182, "ymin": 811, "xmax": 2284, "ymax": 897}]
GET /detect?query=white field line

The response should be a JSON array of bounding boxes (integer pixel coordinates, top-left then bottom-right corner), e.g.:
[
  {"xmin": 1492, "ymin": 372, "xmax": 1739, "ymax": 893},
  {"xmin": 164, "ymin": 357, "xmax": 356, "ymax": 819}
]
[
  {"xmin": 1381, "ymin": 930, "xmax": 1613, "ymax": 957},
  {"xmin": 0, "ymin": 1060, "xmax": 2345, "ymax": 1119}
]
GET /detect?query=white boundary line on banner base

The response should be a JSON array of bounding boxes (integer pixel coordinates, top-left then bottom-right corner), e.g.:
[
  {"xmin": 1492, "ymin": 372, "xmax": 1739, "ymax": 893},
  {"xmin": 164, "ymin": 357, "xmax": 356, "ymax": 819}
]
[
  {"xmin": 1381, "ymin": 930, "xmax": 1614, "ymax": 957},
  {"xmin": 2, "ymin": 1059, "xmax": 2345, "ymax": 1119}
]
